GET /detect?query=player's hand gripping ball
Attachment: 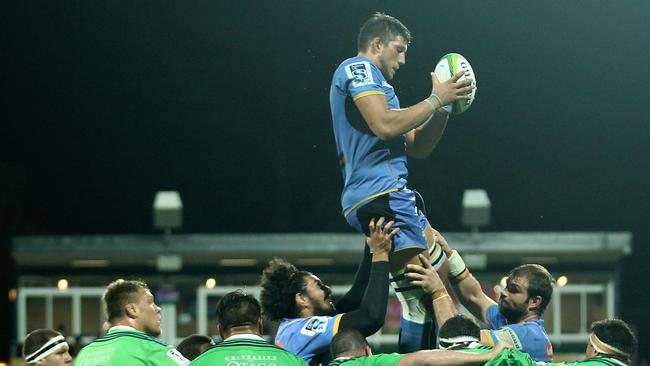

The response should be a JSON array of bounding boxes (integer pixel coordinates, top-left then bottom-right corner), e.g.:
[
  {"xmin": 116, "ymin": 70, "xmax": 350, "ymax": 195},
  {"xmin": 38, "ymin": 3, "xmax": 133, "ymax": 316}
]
[{"xmin": 434, "ymin": 53, "xmax": 477, "ymax": 114}]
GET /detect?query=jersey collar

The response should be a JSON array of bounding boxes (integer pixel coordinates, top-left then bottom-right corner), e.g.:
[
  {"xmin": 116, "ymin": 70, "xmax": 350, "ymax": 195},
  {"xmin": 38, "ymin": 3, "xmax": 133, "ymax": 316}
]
[
  {"xmin": 224, "ymin": 333, "xmax": 266, "ymax": 342},
  {"xmin": 108, "ymin": 325, "xmax": 139, "ymax": 333}
]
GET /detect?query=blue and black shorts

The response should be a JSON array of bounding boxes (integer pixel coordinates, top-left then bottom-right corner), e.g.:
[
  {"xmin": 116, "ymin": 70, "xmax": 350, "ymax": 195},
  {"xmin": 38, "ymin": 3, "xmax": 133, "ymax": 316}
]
[{"xmin": 345, "ymin": 188, "xmax": 429, "ymax": 252}]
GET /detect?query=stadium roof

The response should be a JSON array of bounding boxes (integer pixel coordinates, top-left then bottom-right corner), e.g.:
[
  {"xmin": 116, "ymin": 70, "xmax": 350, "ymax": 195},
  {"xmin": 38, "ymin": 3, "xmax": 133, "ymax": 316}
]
[{"xmin": 13, "ymin": 232, "xmax": 631, "ymax": 271}]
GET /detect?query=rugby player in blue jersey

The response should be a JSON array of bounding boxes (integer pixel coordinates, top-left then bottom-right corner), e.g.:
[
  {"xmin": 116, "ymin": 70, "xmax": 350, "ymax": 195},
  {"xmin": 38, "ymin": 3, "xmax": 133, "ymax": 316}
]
[
  {"xmin": 261, "ymin": 217, "xmax": 397, "ymax": 365},
  {"xmin": 431, "ymin": 230, "xmax": 555, "ymax": 361},
  {"xmin": 436, "ymin": 315, "xmax": 636, "ymax": 366},
  {"xmin": 329, "ymin": 12, "xmax": 475, "ymax": 352}
]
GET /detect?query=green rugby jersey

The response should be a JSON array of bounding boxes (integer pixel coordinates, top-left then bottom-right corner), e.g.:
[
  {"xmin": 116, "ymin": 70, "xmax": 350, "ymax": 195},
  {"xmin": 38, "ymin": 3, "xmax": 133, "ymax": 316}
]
[
  {"xmin": 458, "ymin": 343, "xmax": 540, "ymax": 366},
  {"xmin": 482, "ymin": 346, "xmax": 627, "ymax": 366},
  {"xmin": 482, "ymin": 347, "xmax": 534, "ymax": 366},
  {"xmin": 557, "ymin": 356, "xmax": 628, "ymax": 366},
  {"xmin": 328, "ymin": 354, "xmax": 404, "ymax": 366},
  {"xmin": 190, "ymin": 334, "xmax": 308, "ymax": 366},
  {"xmin": 74, "ymin": 326, "xmax": 189, "ymax": 366}
]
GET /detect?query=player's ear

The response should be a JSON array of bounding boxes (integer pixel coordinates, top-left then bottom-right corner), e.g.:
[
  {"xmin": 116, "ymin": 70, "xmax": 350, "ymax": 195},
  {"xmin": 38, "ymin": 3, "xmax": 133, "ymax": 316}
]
[
  {"xmin": 295, "ymin": 292, "xmax": 307, "ymax": 308},
  {"xmin": 125, "ymin": 302, "xmax": 138, "ymax": 318},
  {"xmin": 528, "ymin": 295, "xmax": 542, "ymax": 312},
  {"xmin": 371, "ymin": 37, "xmax": 383, "ymax": 52},
  {"xmin": 364, "ymin": 344, "xmax": 373, "ymax": 356},
  {"xmin": 257, "ymin": 319, "xmax": 263, "ymax": 334}
]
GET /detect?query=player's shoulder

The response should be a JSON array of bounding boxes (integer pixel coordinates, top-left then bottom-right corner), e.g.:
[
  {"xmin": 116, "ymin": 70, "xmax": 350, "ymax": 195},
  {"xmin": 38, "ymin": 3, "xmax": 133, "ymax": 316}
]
[
  {"xmin": 337, "ymin": 56, "xmax": 376, "ymax": 70},
  {"xmin": 368, "ymin": 353, "xmax": 405, "ymax": 364},
  {"xmin": 278, "ymin": 316, "xmax": 340, "ymax": 345},
  {"xmin": 510, "ymin": 318, "xmax": 549, "ymax": 337},
  {"xmin": 96, "ymin": 329, "xmax": 170, "ymax": 349},
  {"xmin": 334, "ymin": 57, "xmax": 382, "ymax": 86},
  {"xmin": 196, "ymin": 339, "xmax": 307, "ymax": 365},
  {"xmin": 485, "ymin": 304, "xmax": 506, "ymax": 328},
  {"xmin": 486, "ymin": 303, "xmax": 500, "ymax": 317},
  {"xmin": 214, "ymin": 337, "xmax": 284, "ymax": 352},
  {"xmin": 492, "ymin": 322, "xmax": 551, "ymax": 360},
  {"xmin": 282, "ymin": 315, "xmax": 338, "ymax": 328}
]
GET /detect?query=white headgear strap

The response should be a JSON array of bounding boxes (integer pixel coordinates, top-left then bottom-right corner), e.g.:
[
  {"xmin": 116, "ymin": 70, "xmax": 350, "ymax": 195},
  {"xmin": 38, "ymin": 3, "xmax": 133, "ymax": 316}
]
[
  {"xmin": 589, "ymin": 333, "xmax": 631, "ymax": 359},
  {"xmin": 438, "ymin": 336, "xmax": 479, "ymax": 349},
  {"xmin": 25, "ymin": 335, "xmax": 68, "ymax": 363}
]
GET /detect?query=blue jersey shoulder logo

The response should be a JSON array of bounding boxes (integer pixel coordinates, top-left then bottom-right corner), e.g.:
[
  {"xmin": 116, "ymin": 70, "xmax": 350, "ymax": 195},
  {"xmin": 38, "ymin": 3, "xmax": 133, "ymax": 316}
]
[
  {"xmin": 300, "ymin": 316, "xmax": 329, "ymax": 336},
  {"xmin": 345, "ymin": 62, "xmax": 375, "ymax": 88},
  {"xmin": 351, "ymin": 64, "xmax": 368, "ymax": 81}
]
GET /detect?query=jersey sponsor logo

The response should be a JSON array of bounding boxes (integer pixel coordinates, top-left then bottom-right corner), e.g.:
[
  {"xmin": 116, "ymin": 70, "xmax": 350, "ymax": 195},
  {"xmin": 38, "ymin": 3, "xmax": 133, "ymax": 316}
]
[
  {"xmin": 166, "ymin": 348, "xmax": 190, "ymax": 365},
  {"xmin": 494, "ymin": 327, "xmax": 522, "ymax": 350},
  {"xmin": 345, "ymin": 62, "xmax": 375, "ymax": 88},
  {"xmin": 225, "ymin": 354, "xmax": 278, "ymax": 366},
  {"xmin": 300, "ymin": 316, "xmax": 329, "ymax": 336}
]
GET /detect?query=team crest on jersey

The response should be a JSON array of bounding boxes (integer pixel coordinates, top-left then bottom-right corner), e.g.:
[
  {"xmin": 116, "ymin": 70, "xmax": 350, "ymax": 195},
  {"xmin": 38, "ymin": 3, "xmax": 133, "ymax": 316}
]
[
  {"xmin": 345, "ymin": 62, "xmax": 374, "ymax": 88},
  {"xmin": 300, "ymin": 316, "xmax": 329, "ymax": 336}
]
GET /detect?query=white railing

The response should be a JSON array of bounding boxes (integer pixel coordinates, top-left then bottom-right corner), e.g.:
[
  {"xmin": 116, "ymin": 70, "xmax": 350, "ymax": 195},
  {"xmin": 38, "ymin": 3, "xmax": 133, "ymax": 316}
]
[
  {"xmin": 17, "ymin": 287, "xmax": 105, "ymax": 342},
  {"xmin": 16, "ymin": 280, "xmax": 615, "ymax": 347},
  {"xmin": 548, "ymin": 281, "xmax": 615, "ymax": 344},
  {"xmin": 196, "ymin": 282, "xmax": 616, "ymax": 346}
]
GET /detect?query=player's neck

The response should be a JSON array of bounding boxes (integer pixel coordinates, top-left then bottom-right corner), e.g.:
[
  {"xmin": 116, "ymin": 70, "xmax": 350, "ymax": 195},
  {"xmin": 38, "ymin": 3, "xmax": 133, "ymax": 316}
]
[
  {"xmin": 516, "ymin": 312, "xmax": 540, "ymax": 323},
  {"xmin": 297, "ymin": 307, "xmax": 315, "ymax": 318},
  {"xmin": 110, "ymin": 318, "xmax": 143, "ymax": 332},
  {"xmin": 336, "ymin": 351, "xmax": 366, "ymax": 359},
  {"xmin": 357, "ymin": 51, "xmax": 379, "ymax": 67},
  {"xmin": 223, "ymin": 326, "xmax": 261, "ymax": 339}
]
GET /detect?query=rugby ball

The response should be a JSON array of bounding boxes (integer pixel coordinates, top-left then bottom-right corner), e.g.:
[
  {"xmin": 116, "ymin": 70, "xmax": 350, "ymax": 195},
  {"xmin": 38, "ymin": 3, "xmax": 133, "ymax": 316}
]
[{"xmin": 434, "ymin": 53, "xmax": 476, "ymax": 114}]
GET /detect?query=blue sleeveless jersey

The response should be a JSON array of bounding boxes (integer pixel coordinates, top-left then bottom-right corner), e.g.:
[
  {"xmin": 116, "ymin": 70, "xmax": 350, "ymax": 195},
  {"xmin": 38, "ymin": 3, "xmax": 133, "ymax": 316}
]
[
  {"xmin": 485, "ymin": 304, "xmax": 553, "ymax": 362},
  {"xmin": 275, "ymin": 315, "xmax": 343, "ymax": 366},
  {"xmin": 329, "ymin": 56, "xmax": 409, "ymax": 216}
]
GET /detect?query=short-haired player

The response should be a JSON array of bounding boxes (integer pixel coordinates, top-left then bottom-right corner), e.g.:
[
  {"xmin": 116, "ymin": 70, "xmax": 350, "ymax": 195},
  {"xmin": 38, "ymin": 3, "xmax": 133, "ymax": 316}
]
[
  {"xmin": 23, "ymin": 329, "xmax": 72, "ymax": 366},
  {"xmin": 329, "ymin": 12, "xmax": 475, "ymax": 352}
]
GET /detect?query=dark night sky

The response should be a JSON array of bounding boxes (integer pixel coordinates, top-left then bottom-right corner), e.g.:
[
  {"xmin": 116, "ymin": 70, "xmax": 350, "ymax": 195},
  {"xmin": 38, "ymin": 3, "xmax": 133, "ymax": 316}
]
[{"xmin": 2, "ymin": 0, "xmax": 649, "ymax": 359}]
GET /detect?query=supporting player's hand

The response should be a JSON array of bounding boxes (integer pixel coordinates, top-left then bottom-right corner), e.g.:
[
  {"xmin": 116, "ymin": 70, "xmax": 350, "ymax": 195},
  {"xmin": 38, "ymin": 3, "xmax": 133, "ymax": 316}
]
[
  {"xmin": 431, "ymin": 71, "xmax": 475, "ymax": 107},
  {"xmin": 431, "ymin": 228, "xmax": 453, "ymax": 258},
  {"xmin": 404, "ymin": 254, "xmax": 445, "ymax": 294},
  {"xmin": 488, "ymin": 341, "xmax": 512, "ymax": 358},
  {"xmin": 366, "ymin": 217, "xmax": 399, "ymax": 261}
]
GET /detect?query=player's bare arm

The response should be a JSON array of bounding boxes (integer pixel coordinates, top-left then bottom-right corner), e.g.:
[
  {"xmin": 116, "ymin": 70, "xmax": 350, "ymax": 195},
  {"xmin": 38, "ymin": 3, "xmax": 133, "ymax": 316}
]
[
  {"xmin": 405, "ymin": 253, "xmax": 457, "ymax": 329},
  {"xmin": 399, "ymin": 342, "xmax": 509, "ymax": 366},
  {"xmin": 434, "ymin": 229, "xmax": 496, "ymax": 322},
  {"xmin": 354, "ymin": 71, "xmax": 474, "ymax": 141},
  {"xmin": 405, "ymin": 111, "xmax": 449, "ymax": 159}
]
